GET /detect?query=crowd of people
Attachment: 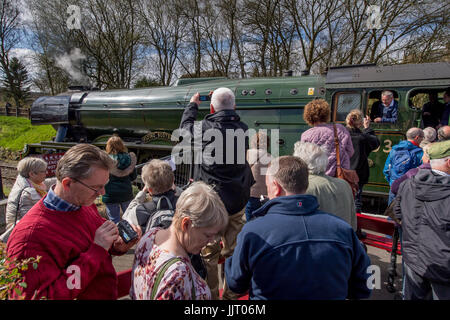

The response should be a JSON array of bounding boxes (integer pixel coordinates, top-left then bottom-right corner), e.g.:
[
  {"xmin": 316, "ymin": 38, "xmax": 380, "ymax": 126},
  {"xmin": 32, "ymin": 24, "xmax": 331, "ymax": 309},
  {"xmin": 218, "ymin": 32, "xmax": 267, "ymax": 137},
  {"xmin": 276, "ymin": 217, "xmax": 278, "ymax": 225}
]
[{"xmin": 2, "ymin": 87, "xmax": 449, "ymax": 301}]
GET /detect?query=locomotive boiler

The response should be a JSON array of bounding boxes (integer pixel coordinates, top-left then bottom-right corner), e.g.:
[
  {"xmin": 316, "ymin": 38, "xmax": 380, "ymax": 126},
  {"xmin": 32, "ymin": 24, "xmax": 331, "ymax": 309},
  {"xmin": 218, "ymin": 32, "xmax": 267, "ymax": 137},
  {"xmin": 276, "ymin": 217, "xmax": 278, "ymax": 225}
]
[{"xmin": 27, "ymin": 62, "xmax": 450, "ymax": 197}]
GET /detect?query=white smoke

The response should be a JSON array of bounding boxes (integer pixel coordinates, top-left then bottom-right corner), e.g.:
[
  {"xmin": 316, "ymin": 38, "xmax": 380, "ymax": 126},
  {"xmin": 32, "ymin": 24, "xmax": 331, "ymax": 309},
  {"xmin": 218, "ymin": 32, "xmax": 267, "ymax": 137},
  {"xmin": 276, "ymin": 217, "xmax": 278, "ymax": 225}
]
[{"xmin": 55, "ymin": 48, "xmax": 88, "ymax": 83}]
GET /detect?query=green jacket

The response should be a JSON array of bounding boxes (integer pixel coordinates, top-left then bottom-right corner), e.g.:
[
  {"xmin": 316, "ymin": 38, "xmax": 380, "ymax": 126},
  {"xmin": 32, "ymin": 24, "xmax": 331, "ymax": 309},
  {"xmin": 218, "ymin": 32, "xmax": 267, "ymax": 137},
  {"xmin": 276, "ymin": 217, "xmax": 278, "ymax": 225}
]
[
  {"xmin": 306, "ymin": 173, "xmax": 356, "ymax": 230},
  {"xmin": 102, "ymin": 152, "xmax": 137, "ymax": 204}
]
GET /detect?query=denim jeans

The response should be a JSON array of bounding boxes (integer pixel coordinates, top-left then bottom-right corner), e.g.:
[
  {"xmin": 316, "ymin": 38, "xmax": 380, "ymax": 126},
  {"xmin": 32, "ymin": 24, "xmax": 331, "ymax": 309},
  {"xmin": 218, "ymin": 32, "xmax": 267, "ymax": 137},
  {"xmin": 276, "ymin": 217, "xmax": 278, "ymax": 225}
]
[
  {"xmin": 244, "ymin": 197, "xmax": 262, "ymax": 222},
  {"xmin": 105, "ymin": 201, "xmax": 131, "ymax": 224},
  {"xmin": 355, "ymin": 183, "xmax": 365, "ymax": 213},
  {"xmin": 388, "ymin": 189, "xmax": 396, "ymax": 206}
]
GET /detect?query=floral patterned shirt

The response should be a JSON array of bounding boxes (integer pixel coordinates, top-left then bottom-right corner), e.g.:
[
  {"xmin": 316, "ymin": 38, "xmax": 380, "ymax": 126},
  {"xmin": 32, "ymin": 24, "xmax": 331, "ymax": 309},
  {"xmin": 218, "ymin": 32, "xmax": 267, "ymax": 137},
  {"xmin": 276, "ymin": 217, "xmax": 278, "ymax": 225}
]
[{"xmin": 130, "ymin": 228, "xmax": 211, "ymax": 300}]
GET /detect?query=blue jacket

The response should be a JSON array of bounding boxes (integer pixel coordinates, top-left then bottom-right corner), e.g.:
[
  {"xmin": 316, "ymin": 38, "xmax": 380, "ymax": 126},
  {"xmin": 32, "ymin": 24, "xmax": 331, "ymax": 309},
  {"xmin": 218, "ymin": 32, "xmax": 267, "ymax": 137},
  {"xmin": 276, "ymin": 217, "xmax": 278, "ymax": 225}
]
[
  {"xmin": 370, "ymin": 100, "xmax": 398, "ymax": 123},
  {"xmin": 225, "ymin": 194, "xmax": 372, "ymax": 300},
  {"xmin": 383, "ymin": 140, "xmax": 423, "ymax": 185}
]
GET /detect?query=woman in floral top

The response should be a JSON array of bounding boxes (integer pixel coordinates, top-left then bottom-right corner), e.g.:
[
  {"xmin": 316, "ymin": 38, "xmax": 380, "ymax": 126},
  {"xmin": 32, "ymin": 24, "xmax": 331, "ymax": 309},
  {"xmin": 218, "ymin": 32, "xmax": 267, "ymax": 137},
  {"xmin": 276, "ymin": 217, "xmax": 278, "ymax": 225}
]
[{"xmin": 131, "ymin": 182, "xmax": 229, "ymax": 300}]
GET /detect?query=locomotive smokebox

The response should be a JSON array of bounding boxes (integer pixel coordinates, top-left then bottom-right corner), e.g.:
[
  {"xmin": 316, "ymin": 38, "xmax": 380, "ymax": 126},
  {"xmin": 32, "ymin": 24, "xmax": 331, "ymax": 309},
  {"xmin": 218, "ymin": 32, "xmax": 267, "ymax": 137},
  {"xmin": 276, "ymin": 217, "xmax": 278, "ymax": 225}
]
[{"xmin": 31, "ymin": 95, "xmax": 70, "ymax": 125}]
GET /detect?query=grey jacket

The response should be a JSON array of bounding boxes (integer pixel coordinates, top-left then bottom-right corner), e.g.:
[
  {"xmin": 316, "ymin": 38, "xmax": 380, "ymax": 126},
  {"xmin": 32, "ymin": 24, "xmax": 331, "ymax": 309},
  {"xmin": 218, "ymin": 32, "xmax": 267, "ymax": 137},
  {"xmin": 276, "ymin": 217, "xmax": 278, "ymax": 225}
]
[
  {"xmin": 1, "ymin": 175, "xmax": 56, "ymax": 242},
  {"xmin": 394, "ymin": 169, "xmax": 450, "ymax": 284},
  {"xmin": 306, "ymin": 173, "xmax": 357, "ymax": 230}
]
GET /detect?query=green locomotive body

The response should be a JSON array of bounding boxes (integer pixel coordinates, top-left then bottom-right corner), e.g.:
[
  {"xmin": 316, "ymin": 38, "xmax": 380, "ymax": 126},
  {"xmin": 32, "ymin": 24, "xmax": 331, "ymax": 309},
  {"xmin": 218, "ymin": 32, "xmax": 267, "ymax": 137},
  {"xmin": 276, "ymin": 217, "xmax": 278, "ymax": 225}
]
[{"xmin": 27, "ymin": 62, "xmax": 450, "ymax": 198}]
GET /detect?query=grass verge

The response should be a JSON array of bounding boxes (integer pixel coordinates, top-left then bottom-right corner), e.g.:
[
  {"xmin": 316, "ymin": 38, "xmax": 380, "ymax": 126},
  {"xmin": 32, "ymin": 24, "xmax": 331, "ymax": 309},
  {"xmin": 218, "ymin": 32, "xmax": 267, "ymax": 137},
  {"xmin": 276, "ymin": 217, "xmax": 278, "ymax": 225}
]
[{"xmin": 0, "ymin": 116, "xmax": 56, "ymax": 151}]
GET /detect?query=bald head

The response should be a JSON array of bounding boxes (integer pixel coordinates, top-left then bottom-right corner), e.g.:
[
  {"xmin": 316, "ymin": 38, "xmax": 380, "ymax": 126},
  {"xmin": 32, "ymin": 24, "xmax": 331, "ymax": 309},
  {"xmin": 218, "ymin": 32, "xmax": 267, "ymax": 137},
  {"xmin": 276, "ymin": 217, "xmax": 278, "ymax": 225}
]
[
  {"xmin": 437, "ymin": 125, "xmax": 450, "ymax": 141},
  {"xmin": 211, "ymin": 87, "xmax": 235, "ymax": 112},
  {"xmin": 406, "ymin": 127, "xmax": 424, "ymax": 140}
]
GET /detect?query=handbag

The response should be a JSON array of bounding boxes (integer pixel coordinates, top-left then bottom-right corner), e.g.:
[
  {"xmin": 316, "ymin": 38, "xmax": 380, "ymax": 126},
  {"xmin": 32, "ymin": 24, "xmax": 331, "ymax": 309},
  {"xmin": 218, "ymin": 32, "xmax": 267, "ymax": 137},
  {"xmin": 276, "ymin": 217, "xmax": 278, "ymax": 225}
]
[{"xmin": 332, "ymin": 124, "xmax": 359, "ymax": 197}]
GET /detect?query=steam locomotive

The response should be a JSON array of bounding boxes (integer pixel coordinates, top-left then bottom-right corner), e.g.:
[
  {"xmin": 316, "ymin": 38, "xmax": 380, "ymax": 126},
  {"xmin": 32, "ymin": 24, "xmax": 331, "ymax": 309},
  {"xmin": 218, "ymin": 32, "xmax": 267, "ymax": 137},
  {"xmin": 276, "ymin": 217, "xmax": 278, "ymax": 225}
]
[{"xmin": 27, "ymin": 62, "xmax": 450, "ymax": 197}]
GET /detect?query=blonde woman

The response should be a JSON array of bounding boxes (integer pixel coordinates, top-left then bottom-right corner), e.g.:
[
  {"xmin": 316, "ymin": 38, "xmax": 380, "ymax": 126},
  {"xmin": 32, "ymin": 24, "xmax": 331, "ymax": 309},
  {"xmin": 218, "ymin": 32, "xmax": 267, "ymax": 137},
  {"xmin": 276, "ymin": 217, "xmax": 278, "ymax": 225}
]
[
  {"xmin": 102, "ymin": 135, "xmax": 137, "ymax": 223},
  {"xmin": 131, "ymin": 181, "xmax": 229, "ymax": 300},
  {"xmin": 345, "ymin": 109, "xmax": 380, "ymax": 213},
  {"xmin": 1, "ymin": 157, "xmax": 56, "ymax": 242}
]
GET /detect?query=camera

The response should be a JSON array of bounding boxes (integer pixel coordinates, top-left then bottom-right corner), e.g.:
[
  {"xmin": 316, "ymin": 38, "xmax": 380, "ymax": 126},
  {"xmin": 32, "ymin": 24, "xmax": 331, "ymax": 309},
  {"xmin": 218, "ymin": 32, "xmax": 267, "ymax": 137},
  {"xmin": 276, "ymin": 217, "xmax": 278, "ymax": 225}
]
[
  {"xmin": 199, "ymin": 95, "xmax": 210, "ymax": 101},
  {"xmin": 117, "ymin": 220, "xmax": 138, "ymax": 244}
]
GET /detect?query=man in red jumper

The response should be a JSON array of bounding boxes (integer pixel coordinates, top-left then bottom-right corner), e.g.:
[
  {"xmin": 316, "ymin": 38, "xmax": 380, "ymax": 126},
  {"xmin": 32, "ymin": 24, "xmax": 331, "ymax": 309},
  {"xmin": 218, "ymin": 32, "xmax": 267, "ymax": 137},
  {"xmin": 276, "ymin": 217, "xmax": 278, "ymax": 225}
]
[{"xmin": 6, "ymin": 144, "xmax": 141, "ymax": 299}]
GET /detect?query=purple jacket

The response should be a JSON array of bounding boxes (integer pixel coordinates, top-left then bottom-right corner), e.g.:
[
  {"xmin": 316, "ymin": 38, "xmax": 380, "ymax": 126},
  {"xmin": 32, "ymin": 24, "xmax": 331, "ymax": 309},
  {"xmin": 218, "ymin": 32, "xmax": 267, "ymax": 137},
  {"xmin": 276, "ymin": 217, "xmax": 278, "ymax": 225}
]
[
  {"xmin": 300, "ymin": 123, "xmax": 354, "ymax": 177},
  {"xmin": 390, "ymin": 163, "xmax": 431, "ymax": 195}
]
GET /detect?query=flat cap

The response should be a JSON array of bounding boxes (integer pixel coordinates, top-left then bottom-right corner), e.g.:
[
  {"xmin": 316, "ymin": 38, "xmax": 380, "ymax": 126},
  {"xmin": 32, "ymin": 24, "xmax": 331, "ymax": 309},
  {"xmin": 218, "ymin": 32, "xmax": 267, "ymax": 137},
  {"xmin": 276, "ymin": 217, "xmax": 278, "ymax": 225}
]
[{"xmin": 427, "ymin": 140, "xmax": 450, "ymax": 160}]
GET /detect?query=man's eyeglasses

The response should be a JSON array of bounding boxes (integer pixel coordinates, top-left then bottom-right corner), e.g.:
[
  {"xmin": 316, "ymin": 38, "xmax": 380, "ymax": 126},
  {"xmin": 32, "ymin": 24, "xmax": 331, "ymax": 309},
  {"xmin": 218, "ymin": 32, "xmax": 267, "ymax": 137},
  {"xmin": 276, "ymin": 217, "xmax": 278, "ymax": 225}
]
[{"xmin": 72, "ymin": 178, "xmax": 107, "ymax": 194}]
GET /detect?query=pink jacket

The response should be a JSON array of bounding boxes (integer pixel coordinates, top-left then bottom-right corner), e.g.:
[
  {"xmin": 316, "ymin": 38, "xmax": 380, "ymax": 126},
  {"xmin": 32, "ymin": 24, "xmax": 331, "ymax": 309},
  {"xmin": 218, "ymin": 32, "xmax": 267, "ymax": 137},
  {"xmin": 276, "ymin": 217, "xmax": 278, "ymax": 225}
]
[{"xmin": 300, "ymin": 123, "xmax": 354, "ymax": 177}]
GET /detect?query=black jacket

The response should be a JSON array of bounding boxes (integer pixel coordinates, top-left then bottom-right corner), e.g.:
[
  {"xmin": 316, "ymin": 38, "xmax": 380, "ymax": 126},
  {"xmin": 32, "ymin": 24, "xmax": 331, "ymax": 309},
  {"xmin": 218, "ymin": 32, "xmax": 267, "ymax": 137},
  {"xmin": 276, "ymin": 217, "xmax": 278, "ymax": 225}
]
[
  {"xmin": 394, "ymin": 169, "xmax": 450, "ymax": 284},
  {"xmin": 347, "ymin": 127, "xmax": 380, "ymax": 185},
  {"xmin": 179, "ymin": 102, "xmax": 255, "ymax": 215}
]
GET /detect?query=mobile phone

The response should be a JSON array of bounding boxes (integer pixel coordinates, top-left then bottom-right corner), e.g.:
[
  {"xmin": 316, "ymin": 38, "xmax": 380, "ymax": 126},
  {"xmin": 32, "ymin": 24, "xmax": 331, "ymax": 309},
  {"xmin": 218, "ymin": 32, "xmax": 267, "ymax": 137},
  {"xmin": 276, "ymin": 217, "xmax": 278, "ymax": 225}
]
[
  {"xmin": 199, "ymin": 95, "xmax": 211, "ymax": 101},
  {"xmin": 117, "ymin": 220, "xmax": 138, "ymax": 244}
]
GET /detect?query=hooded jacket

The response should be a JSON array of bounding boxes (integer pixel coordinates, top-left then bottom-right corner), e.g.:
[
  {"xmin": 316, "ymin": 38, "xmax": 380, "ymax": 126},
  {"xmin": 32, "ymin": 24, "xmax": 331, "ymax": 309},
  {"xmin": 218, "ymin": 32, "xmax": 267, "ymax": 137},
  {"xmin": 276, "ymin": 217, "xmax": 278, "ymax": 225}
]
[
  {"xmin": 102, "ymin": 152, "xmax": 137, "ymax": 204},
  {"xmin": 383, "ymin": 140, "xmax": 423, "ymax": 185},
  {"xmin": 179, "ymin": 102, "xmax": 255, "ymax": 215},
  {"xmin": 225, "ymin": 194, "xmax": 371, "ymax": 300},
  {"xmin": 394, "ymin": 169, "xmax": 450, "ymax": 284}
]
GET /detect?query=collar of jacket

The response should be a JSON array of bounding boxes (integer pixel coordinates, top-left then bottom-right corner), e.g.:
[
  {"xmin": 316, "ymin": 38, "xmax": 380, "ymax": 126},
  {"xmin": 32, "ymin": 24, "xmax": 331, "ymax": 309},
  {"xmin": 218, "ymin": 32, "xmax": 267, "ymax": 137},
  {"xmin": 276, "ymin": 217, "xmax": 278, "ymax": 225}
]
[
  {"xmin": 205, "ymin": 109, "xmax": 240, "ymax": 122},
  {"xmin": 252, "ymin": 194, "xmax": 320, "ymax": 218}
]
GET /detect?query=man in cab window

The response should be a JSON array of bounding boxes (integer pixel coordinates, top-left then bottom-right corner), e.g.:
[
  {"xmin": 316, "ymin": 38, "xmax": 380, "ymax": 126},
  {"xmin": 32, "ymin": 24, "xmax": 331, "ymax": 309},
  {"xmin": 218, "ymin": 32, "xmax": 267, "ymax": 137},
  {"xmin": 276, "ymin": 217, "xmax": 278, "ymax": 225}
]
[{"xmin": 370, "ymin": 90, "xmax": 398, "ymax": 124}]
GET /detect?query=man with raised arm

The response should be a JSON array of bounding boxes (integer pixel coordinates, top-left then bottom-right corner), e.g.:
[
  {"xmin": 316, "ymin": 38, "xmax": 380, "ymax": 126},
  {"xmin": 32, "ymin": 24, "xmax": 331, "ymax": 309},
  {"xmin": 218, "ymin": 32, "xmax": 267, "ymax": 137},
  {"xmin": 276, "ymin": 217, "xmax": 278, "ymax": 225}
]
[{"xmin": 179, "ymin": 88, "xmax": 254, "ymax": 299}]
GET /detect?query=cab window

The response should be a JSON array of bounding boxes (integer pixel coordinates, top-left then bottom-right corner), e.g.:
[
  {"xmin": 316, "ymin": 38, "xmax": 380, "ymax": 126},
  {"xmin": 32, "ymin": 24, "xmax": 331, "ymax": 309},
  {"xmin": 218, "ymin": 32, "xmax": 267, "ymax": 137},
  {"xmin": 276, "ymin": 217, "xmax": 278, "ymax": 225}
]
[{"xmin": 333, "ymin": 92, "xmax": 361, "ymax": 122}]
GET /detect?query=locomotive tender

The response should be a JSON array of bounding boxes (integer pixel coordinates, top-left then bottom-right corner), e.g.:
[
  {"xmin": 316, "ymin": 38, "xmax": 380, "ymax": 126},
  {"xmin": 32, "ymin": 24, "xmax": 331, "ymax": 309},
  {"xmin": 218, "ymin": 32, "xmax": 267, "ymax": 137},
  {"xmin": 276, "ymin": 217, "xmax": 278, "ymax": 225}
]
[{"xmin": 27, "ymin": 62, "xmax": 450, "ymax": 197}]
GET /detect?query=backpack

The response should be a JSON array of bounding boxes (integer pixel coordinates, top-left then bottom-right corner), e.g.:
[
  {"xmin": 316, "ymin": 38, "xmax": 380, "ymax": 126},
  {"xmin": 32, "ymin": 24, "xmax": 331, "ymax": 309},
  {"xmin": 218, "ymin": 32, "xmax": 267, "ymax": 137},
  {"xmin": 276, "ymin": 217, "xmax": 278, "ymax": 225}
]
[
  {"xmin": 389, "ymin": 148, "xmax": 421, "ymax": 182},
  {"xmin": 144, "ymin": 196, "xmax": 175, "ymax": 233}
]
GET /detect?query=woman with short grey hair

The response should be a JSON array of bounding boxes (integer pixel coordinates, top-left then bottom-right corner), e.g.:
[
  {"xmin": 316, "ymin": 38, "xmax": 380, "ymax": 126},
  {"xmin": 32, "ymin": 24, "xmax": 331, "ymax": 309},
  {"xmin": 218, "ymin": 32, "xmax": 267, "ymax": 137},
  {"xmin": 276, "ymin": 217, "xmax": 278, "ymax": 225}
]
[
  {"xmin": 131, "ymin": 181, "xmax": 229, "ymax": 300},
  {"xmin": 1, "ymin": 157, "xmax": 56, "ymax": 242},
  {"xmin": 293, "ymin": 141, "xmax": 357, "ymax": 230}
]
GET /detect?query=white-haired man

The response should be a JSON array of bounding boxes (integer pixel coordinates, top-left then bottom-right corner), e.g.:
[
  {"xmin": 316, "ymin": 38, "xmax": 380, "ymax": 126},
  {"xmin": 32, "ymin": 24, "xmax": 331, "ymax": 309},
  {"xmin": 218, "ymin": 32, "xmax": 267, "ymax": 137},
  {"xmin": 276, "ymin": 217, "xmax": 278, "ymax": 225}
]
[
  {"xmin": 420, "ymin": 127, "xmax": 437, "ymax": 148},
  {"xmin": 370, "ymin": 90, "xmax": 398, "ymax": 123},
  {"xmin": 179, "ymin": 87, "xmax": 254, "ymax": 299},
  {"xmin": 293, "ymin": 141, "xmax": 357, "ymax": 230}
]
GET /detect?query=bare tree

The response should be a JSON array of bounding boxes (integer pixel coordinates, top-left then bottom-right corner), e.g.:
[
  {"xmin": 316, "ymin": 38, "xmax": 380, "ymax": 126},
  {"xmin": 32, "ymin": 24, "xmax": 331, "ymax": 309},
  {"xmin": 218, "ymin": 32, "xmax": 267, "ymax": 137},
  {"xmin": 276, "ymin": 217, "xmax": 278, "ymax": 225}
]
[
  {"xmin": 0, "ymin": 0, "xmax": 23, "ymax": 103},
  {"xmin": 284, "ymin": 0, "xmax": 340, "ymax": 73},
  {"xmin": 75, "ymin": 0, "xmax": 142, "ymax": 89},
  {"xmin": 138, "ymin": 0, "xmax": 186, "ymax": 85}
]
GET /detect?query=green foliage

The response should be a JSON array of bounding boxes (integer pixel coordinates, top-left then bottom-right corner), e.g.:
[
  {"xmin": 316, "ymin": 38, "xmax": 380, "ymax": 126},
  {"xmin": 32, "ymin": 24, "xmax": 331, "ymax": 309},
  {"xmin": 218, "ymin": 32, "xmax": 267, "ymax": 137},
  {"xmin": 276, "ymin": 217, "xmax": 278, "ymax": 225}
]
[
  {"xmin": 0, "ymin": 242, "xmax": 41, "ymax": 299},
  {"xmin": 1, "ymin": 57, "xmax": 31, "ymax": 108},
  {"xmin": 0, "ymin": 116, "xmax": 56, "ymax": 151}
]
